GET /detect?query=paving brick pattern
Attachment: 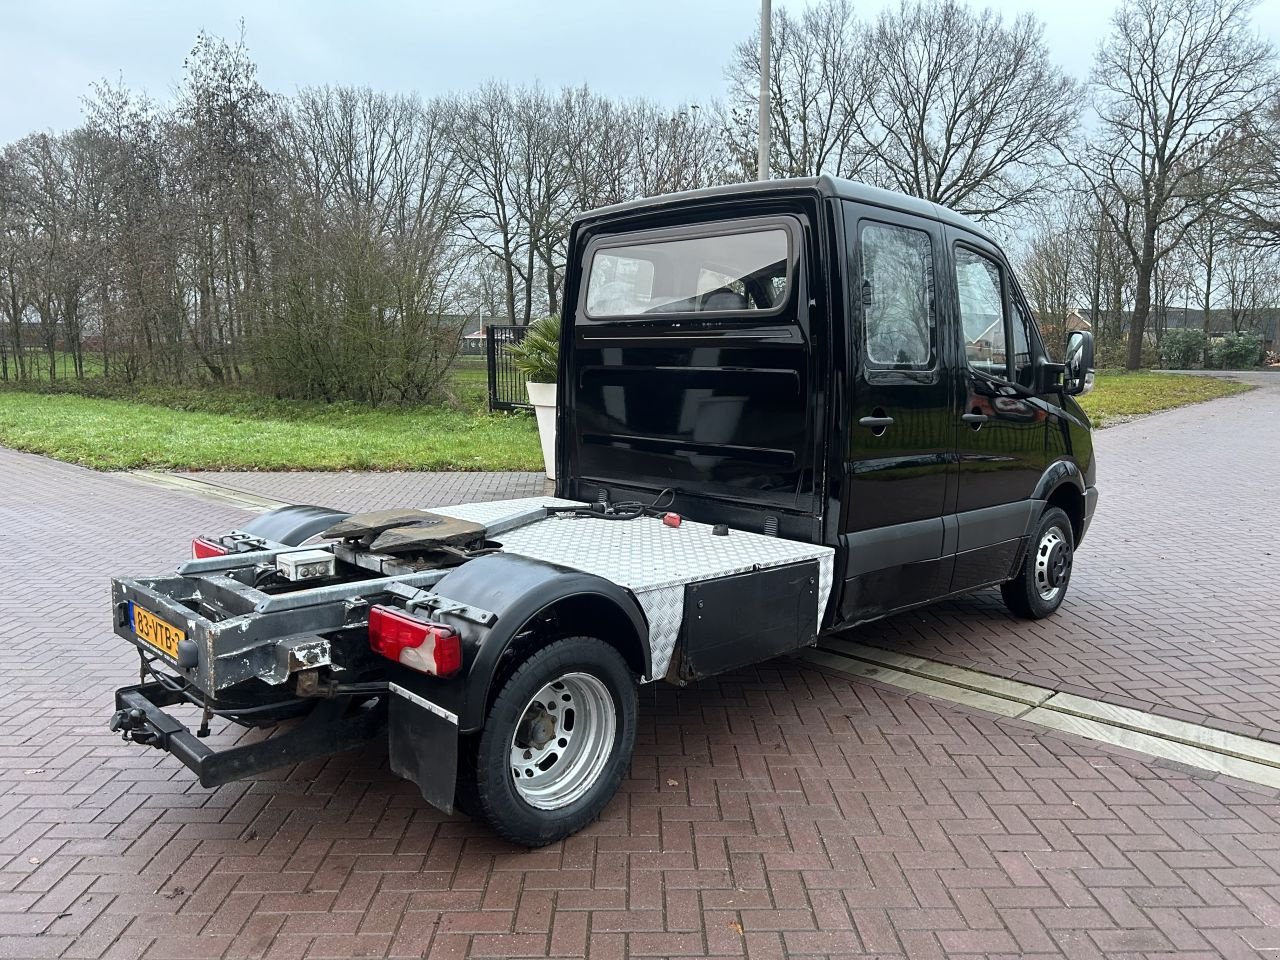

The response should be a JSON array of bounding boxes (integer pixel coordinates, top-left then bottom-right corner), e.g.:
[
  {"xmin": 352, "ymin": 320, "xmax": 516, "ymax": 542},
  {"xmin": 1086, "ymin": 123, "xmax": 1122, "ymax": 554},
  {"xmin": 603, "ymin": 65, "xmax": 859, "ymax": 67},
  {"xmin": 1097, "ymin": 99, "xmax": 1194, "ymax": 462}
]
[
  {"xmin": 3, "ymin": 375, "xmax": 1280, "ymax": 959},
  {"xmin": 183, "ymin": 374, "xmax": 1280, "ymax": 740},
  {"xmin": 853, "ymin": 374, "xmax": 1280, "ymax": 741},
  {"xmin": 177, "ymin": 472, "xmax": 546, "ymax": 515}
]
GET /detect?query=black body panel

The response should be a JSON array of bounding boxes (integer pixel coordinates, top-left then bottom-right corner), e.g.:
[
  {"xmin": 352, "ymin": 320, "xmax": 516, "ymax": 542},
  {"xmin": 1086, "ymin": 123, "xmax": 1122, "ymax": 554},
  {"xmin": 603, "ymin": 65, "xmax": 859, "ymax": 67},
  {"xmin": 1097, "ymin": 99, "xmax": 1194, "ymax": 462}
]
[
  {"xmin": 560, "ymin": 193, "xmax": 832, "ymax": 537},
  {"xmin": 835, "ymin": 201, "xmax": 960, "ymax": 617},
  {"xmin": 677, "ymin": 561, "xmax": 820, "ymax": 679}
]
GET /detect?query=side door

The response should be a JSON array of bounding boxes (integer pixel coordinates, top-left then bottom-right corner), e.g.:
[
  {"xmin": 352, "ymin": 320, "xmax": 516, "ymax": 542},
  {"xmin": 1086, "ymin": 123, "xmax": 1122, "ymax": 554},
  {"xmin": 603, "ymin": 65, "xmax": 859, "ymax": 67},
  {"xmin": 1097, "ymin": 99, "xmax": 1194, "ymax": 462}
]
[
  {"xmin": 947, "ymin": 231, "xmax": 1051, "ymax": 591},
  {"xmin": 837, "ymin": 203, "xmax": 960, "ymax": 624}
]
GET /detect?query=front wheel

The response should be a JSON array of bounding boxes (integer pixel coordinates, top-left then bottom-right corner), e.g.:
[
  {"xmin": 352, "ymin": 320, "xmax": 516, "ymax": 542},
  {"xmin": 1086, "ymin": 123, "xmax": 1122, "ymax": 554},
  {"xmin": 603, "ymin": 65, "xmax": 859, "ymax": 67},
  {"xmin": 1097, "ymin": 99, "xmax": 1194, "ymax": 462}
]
[
  {"xmin": 468, "ymin": 636, "xmax": 637, "ymax": 847},
  {"xmin": 1001, "ymin": 506, "xmax": 1075, "ymax": 619}
]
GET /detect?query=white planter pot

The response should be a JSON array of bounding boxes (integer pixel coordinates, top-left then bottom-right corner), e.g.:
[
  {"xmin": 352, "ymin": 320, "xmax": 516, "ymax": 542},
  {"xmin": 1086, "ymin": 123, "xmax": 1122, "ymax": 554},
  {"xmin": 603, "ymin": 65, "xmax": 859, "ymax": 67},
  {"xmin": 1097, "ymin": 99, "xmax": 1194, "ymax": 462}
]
[{"xmin": 526, "ymin": 381, "xmax": 557, "ymax": 480}]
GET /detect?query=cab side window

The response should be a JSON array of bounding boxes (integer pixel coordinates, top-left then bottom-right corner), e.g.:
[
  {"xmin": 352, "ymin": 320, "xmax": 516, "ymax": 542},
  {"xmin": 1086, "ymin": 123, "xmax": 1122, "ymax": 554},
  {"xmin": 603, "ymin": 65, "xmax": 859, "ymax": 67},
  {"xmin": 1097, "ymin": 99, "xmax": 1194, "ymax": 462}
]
[
  {"xmin": 859, "ymin": 221, "xmax": 935, "ymax": 370},
  {"xmin": 955, "ymin": 247, "xmax": 1007, "ymax": 380}
]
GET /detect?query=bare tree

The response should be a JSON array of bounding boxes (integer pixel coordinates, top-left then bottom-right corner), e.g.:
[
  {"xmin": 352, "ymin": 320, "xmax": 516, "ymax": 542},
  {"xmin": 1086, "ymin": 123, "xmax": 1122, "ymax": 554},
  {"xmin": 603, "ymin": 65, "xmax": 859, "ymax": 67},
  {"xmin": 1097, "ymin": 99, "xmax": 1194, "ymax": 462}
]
[
  {"xmin": 451, "ymin": 84, "xmax": 535, "ymax": 326},
  {"xmin": 0, "ymin": 147, "xmax": 32, "ymax": 381},
  {"xmin": 274, "ymin": 86, "xmax": 470, "ymax": 402},
  {"xmin": 1018, "ymin": 191, "xmax": 1086, "ymax": 349},
  {"xmin": 171, "ymin": 27, "xmax": 279, "ymax": 383},
  {"xmin": 1075, "ymin": 0, "xmax": 1277, "ymax": 369},
  {"xmin": 724, "ymin": 0, "xmax": 865, "ymax": 178},
  {"xmin": 854, "ymin": 0, "xmax": 1080, "ymax": 220},
  {"xmin": 1219, "ymin": 237, "xmax": 1280, "ymax": 331},
  {"xmin": 1237, "ymin": 99, "xmax": 1280, "ymax": 245}
]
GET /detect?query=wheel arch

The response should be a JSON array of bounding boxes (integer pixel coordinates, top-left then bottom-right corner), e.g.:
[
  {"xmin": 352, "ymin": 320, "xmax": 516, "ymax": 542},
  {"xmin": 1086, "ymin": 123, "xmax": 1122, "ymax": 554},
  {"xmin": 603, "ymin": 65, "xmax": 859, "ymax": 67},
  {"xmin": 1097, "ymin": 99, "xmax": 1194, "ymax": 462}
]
[
  {"xmin": 237, "ymin": 504, "xmax": 352, "ymax": 547},
  {"xmin": 428, "ymin": 553, "xmax": 650, "ymax": 732},
  {"xmin": 1032, "ymin": 460, "xmax": 1087, "ymax": 544}
]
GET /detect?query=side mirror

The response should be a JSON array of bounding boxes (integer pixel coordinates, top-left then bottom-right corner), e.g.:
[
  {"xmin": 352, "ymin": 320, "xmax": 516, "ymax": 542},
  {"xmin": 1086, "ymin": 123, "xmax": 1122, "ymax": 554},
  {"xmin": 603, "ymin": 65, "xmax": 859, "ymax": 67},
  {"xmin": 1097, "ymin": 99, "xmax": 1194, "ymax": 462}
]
[{"xmin": 1063, "ymin": 331, "xmax": 1094, "ymax": 396}]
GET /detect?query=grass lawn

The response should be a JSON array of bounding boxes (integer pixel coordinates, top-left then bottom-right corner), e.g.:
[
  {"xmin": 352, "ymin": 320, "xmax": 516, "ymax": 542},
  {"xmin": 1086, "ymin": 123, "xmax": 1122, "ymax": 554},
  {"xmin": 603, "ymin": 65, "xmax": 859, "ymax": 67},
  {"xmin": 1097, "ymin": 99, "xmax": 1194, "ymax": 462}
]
[
  {"xmin": 0, "ymin": 387, "xmax": 541, "ymax": 471},
  {"xmin": 1078, "ymin": 371, "xmax": 1252, "ymax": 426},
  {"xmin": 0, "ymin": 367, "xmax": 1252, "ymax": 472}
]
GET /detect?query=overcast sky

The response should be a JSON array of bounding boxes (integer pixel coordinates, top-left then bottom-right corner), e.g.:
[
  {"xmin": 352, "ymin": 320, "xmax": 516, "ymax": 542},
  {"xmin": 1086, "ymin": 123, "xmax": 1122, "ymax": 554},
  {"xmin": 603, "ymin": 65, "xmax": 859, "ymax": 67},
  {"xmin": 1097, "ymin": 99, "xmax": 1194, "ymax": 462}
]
[{"xmin": 3, "ymin": 0, "xmax": 1279, "ymax": 144}]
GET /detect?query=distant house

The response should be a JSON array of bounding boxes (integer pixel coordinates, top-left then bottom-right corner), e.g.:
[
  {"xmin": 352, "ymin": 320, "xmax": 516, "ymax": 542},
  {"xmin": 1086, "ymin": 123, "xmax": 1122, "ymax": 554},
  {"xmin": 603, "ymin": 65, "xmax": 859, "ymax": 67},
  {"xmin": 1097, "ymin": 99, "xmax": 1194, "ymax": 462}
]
[
  {"xmin": 1063, "ymin": 309, "xmax": 1093, "ymax": 333},
  {"xmin": 1026, "ymin": 308, "xmax": 1092, "ymax": 335},
  {"xmin": 1158, "ymin": 307, "xmax": 1278, "ymax": 350},
  {"xmin": 1047, "ymin": 307, "xmax": 1276, "ymax": 351}
]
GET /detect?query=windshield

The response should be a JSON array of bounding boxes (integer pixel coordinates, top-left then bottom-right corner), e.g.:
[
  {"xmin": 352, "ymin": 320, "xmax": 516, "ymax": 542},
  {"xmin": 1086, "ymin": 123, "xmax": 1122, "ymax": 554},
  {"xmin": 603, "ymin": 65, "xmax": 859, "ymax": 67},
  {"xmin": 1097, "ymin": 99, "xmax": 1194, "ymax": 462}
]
[{"xmin": 584, "ymin": 227, "xmax": 790, "ymax": 318}]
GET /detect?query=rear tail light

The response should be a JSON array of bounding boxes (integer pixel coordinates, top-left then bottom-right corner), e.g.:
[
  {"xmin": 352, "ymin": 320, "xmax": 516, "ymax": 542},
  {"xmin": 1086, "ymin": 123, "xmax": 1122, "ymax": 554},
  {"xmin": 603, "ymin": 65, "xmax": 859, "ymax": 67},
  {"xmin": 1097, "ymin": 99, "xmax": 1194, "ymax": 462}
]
[
  {"xmin": 367, "ymin": 605, "xmax": 462, "ymax": 677},
  {"xmin": 191, "ymin": 537, "xmax": 228, "ymax": 559}
]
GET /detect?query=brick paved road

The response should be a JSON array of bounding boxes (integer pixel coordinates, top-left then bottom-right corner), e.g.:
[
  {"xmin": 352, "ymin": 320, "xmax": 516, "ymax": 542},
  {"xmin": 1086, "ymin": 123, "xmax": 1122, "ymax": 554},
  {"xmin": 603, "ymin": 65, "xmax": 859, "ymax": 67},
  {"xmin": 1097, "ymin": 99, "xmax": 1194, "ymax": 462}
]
[
  {"xmin": 183, "ymin": 374, "xmax": 1280, "ymax": 740},
  {"xmin": 5, "ymin": 376, "xmax": 1280, "ymax": 959},
  {"xmin": 853, "ymin": 373, "xmax": 1280, "ymax": 741},
  {"xmin": 175, "ymin": 472, "xmax": 546, "ymax": 515}
]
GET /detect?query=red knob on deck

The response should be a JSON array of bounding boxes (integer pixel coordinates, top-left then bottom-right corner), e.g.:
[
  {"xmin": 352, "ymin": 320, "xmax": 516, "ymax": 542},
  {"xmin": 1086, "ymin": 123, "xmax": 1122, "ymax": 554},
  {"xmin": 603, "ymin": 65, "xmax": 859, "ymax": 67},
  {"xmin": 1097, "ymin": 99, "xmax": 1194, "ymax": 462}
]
[{"xmin": 662, "ymin": 512, "xmax": 682, "ymax": 528}]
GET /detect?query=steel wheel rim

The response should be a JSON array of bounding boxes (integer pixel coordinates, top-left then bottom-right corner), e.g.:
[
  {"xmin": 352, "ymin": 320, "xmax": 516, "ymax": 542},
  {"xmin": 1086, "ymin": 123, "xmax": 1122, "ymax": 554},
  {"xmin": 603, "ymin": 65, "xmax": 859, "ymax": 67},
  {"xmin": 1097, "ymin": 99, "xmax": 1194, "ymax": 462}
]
[
  {"xmin": 510, "ymin": 672, "xmax": 616, "ymax": 811},
  {"xmin": 1034, "ymin": 525, "xmax": 1071, "ymax": 602}
]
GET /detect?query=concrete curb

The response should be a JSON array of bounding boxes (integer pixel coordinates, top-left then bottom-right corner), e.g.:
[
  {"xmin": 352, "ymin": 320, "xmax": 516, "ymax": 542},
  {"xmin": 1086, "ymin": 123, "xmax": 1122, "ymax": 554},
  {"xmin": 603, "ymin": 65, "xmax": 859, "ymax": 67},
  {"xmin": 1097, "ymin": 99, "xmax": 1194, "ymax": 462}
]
[
  {"xmin": 801, "ymin": 638, "xmax": 1280, "ymax": 791},
  {"xmin": 127, "ymin": 470, "xmax": 292, "ymax": 512}
]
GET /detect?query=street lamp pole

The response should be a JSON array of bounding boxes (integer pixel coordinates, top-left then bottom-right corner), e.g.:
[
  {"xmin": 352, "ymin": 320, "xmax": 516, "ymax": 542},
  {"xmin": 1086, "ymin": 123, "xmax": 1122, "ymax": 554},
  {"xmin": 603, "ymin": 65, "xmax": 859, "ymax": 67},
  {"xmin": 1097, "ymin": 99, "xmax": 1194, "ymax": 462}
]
[{"xmin": 758, "ymin": 0, "xmax": 771, "ymax": 181}]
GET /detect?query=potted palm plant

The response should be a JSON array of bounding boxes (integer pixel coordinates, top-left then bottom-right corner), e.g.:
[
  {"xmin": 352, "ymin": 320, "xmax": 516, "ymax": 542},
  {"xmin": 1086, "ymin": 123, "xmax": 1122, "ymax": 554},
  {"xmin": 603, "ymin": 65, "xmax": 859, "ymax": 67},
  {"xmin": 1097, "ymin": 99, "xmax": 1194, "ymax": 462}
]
[{"xmin": 507, "ymin": 315, "xmax": 560, "ymax": 479}]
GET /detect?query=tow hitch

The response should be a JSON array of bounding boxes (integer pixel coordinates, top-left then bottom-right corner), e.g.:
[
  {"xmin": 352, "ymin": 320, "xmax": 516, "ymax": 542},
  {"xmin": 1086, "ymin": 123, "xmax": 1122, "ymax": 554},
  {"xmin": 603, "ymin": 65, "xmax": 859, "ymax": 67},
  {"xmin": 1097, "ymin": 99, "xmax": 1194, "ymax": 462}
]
[
  {"xmin": 107, "ymin": 681, "xmax": 388, "ymax": 787},
  {"xmin": 109, "ymin": 706, "xmax": 162, "ymax": 746}
]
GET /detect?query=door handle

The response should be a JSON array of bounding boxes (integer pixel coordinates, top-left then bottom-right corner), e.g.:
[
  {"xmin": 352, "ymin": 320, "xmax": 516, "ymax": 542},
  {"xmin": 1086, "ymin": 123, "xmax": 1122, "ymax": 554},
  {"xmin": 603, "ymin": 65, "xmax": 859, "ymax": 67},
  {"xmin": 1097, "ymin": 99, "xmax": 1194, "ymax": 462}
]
[
  {"xmin": 858, "ymin": 416, "xmax": 895, "ymax": 429},
  {"xmin": 961, "ymin": 412, "xmax": 989, "ymax": 429}
]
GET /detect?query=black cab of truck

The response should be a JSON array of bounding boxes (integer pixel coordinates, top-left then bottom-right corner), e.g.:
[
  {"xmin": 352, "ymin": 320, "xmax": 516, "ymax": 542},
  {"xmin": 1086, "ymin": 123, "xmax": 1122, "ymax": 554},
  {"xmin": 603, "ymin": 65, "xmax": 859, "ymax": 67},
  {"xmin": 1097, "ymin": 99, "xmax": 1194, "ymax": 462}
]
[
  {"xmin": 107, "ymin": 176, "xmax": 1095, "ymax": 848},
  {"xmin": 559, "ymin": 174, "xmax": 1096, "ymax": 631}
]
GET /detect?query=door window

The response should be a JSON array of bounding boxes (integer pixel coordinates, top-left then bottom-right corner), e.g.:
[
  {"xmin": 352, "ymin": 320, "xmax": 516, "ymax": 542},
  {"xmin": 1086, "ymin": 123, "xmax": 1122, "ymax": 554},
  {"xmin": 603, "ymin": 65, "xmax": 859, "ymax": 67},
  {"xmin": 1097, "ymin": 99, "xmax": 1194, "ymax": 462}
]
[
  {"xmin": 955, "ymin": 247, "xmax": 1008, "ymax": 380},
  {"xmin": 858, "ymin": 222, "xmax": 935, "ymax": 370}
]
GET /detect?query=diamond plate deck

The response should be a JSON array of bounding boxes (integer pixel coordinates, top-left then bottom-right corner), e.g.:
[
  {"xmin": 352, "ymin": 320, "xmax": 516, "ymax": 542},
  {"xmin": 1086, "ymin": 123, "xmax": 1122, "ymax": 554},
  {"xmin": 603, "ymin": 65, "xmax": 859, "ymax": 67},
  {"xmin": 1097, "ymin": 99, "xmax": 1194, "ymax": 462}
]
[{"xmin": 433, "ymin": 497, "xmax": 835, "ymax": 680}]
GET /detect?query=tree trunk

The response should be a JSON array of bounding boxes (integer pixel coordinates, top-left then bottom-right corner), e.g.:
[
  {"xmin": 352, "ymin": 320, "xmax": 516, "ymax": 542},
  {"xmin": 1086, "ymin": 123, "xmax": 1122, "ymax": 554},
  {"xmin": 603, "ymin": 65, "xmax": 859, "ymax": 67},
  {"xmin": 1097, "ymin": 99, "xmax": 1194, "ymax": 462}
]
[
  {"xmin": 1126, "ymin": 228, "xmax": 1157, "ymax": 370},
  {"xmin": 1201, "ymin": 228, "xmax": 1214, "ymax": 335}
]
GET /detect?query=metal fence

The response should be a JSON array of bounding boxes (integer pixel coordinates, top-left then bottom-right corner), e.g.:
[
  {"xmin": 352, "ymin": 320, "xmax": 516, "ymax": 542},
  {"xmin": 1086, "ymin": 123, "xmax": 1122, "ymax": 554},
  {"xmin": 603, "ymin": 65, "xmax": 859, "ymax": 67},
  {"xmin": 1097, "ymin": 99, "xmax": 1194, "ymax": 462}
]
[{"xmin": 486, "ymin": 325, "xmax": 531, "ymax": 411}]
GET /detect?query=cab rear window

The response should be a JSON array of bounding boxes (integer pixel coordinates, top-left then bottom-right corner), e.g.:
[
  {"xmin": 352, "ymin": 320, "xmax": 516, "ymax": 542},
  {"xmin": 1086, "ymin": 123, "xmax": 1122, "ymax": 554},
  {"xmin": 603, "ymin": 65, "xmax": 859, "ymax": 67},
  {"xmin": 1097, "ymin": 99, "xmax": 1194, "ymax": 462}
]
[{"xmin": 584, "ymin": 227, "xmax": 790, "ymax": 318}]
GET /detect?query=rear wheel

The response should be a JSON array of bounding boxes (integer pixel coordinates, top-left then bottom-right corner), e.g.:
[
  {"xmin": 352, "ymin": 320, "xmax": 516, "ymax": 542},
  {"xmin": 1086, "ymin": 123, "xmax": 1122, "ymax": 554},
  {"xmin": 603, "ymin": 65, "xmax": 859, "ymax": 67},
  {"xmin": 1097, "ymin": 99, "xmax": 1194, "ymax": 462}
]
[
  {"xmin": 1001, "ymin": 506, "xmax": 1074, "ymax": 619},
  {"xmin": 467, "ymin": 636, "xmax": 637, "ymax": 847}
]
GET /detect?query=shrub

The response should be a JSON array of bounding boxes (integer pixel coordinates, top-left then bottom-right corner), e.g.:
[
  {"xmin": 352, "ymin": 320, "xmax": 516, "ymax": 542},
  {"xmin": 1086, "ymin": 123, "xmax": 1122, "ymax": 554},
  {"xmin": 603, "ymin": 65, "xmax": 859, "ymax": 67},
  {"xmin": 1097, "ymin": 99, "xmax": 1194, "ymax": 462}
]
[
  {"xmin": 1209, "ymin": 332, "xmax": 1263, "ymax": 370},
  {"xmin": 1159, "ymin": 328, "xmax": 1208, "ymax": 369},
  {"xmin": 1097, "ymin": 335, "xmax": 1159, "ymax": 369},
  {"xmin": 507, "ymin": 315, "xmax": 561, "ymax": 383}
]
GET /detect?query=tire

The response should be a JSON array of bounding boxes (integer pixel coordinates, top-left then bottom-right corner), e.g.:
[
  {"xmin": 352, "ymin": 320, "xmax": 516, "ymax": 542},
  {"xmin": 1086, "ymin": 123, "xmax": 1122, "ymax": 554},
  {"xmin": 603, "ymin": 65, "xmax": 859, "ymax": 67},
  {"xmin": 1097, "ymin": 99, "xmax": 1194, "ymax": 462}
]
[
  {"xmin": 466, "ymin": 635, "xmax": 637, "ymax": 847},
  {"xmin": 1001, "ymin": 506, "xmax": 1075, "ymax": 619}
]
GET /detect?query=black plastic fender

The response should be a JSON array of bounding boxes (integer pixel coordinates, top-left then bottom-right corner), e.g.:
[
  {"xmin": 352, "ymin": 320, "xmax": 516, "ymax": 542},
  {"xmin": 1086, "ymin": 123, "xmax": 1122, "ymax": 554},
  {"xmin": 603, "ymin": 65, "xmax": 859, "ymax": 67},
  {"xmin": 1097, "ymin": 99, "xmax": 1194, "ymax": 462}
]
[
  {"xmin": 237, "ymin": 504, "xmax": 352, "ymax": 547},
  {"xmin": 1031, "ymin": 459, "xmax": 1086, "ymax": 501},
  {"xmin": 408, "ymin": 552, "xmax": 650, "ymax": 733}
]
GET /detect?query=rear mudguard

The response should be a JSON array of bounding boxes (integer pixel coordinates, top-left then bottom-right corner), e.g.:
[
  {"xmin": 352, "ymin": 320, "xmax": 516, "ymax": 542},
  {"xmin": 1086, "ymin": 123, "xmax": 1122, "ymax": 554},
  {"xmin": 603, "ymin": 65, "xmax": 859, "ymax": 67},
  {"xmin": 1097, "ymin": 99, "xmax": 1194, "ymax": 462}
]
[
  {"xmin": 237, "ymin": 504, "xmax": 352, "ymax": 547},
  {"xmin": 386, "ymin": 551, "xmax": 650, "ymax": 812},
  {"xmin": 394, "ymin": 552, "xmax": 650, "ymax": 732}
]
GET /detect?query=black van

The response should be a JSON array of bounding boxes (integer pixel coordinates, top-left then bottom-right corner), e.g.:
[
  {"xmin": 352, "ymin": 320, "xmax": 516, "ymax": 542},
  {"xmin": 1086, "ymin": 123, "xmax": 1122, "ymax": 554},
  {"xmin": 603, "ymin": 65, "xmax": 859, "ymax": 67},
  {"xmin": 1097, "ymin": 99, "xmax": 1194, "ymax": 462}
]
[
  {"xmin": 108, "ymin": 176, "xmax": 1096, "ymax": 846},
  {"xmin": 563, "ymin": 174, "xmax": 1097, "ymax": 625}
]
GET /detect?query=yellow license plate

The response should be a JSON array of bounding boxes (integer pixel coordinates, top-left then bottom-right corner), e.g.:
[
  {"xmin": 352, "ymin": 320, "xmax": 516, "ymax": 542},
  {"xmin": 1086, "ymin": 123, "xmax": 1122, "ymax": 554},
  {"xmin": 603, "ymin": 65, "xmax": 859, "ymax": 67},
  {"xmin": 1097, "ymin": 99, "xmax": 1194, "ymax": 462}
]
[{"xmin": 132, "ymin": 603, "xmax": 185, "ymax": 659}]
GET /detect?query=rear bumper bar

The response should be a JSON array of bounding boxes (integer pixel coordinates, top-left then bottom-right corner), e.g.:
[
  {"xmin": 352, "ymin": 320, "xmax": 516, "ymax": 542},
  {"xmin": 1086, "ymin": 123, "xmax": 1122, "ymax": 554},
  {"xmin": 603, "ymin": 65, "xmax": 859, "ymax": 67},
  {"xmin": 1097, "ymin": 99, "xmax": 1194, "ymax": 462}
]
[{"xmin": 110, "ymin": 682, "xmax": 387, "ymax": 788}]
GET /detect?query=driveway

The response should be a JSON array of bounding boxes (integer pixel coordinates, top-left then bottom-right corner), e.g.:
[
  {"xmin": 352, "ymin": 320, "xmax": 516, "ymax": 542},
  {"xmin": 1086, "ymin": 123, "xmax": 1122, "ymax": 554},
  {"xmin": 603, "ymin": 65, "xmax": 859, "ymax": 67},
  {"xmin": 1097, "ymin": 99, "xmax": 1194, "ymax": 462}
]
[{"xmin": 4, "ymin": 378, "xmax": 1280, "ymax": 959}]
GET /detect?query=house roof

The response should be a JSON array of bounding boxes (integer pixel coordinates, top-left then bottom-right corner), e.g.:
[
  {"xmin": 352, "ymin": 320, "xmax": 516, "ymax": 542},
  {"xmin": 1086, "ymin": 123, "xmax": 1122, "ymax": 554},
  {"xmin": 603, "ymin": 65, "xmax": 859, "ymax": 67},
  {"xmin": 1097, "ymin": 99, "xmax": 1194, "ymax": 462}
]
[{"xmin": 1162, "ymin": 307, "xmax": 1279, "ymax": 338}]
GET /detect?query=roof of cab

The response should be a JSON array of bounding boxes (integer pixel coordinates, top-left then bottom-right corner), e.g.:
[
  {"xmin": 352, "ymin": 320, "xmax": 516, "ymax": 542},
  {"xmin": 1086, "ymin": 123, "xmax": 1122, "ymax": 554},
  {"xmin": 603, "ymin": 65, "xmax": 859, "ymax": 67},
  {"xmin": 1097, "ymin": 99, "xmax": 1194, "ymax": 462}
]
[{"xmin": 575, "ymin": 174, "xmax": 996, "ymax": 246}]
